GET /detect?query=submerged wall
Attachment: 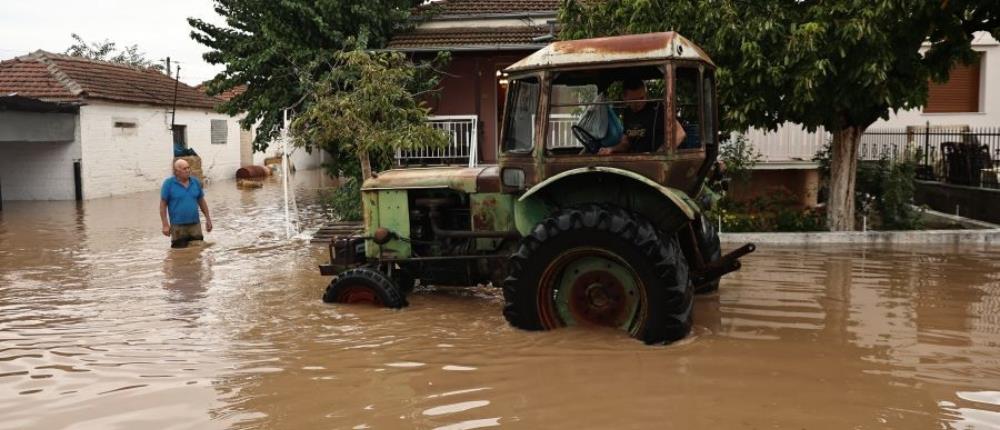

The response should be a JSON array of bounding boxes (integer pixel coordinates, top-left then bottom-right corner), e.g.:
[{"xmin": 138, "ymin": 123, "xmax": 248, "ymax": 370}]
[{"xmin": 915, "ymin": 180, "xmax": 1000, "ymax": 224}]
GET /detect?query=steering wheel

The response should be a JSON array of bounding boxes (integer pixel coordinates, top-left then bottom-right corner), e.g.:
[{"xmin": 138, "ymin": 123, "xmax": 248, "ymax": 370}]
[{"xmin": 571, "ymin": 125, "xmax": 602, "ymax": 154}]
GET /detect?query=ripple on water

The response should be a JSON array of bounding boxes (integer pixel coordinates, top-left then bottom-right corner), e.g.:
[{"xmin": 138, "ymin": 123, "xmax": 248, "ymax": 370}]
[{"xmin": 3, "ymin": 176, "xmax": 1000, "ymax": 429}]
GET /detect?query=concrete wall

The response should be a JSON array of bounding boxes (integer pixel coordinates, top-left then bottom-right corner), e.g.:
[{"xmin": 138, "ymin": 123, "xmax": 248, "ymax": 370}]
[
  {"xmin": 915, "ymin": 180, "xmax": 1000, "ymax": 224},
  {"xmin": 0, "ymin": 141, "xmax": 81, "ymax": 200},
  {"xmin": 0, "ymin": 113, "xmax": 81, "ymax": 201},
  {"xmin": 78, "ymin": 102, "xmax": 242, "ymax": 199},
  {"xmin": 0, "ymin": 111, "xmax": 75, "ymax": 143},
  {"xmin": 252, "ymin": 145, "xmax": 325, "ymax": 171},
  {"xmin": 731, "ymin": 168, "xmax": 821, "ymax": 207}
]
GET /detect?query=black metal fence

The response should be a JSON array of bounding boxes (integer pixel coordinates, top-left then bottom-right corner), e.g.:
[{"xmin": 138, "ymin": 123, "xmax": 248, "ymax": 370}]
[{"xmin": 858, "ymin": 126, "xmax": 1000, "ymax": 189}]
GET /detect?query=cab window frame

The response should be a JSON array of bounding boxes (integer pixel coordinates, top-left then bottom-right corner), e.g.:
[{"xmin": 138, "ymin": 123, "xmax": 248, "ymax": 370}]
[
  {"xmin": 673, "ymin": 62, "xmax": 708, "ymax": 154},
  {"xmin": 543, "ymin": 63, "xmax": 669, "ymax": 156},
  {"xmin": 500, "ymin": 74, "xmax": 541, "ymax": 155}
]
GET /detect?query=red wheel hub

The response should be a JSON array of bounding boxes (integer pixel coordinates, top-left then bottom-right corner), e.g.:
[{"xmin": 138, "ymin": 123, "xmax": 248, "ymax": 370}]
[
  {"xmin": 568, "ymin": 270, "xmax": 627, "ymax": 326},
  {"xmin": 337, "ymin": 285, "xmax": 383, "ymax": 306}
]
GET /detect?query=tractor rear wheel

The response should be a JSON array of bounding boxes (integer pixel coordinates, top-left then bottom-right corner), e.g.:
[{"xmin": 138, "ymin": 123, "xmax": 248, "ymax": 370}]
[
  {"xmin": 502, "ymin": 205, "xmax": 692, "ymax": 344},
  {"xmin": 323, "ymin": 267, "xmax": 408, "ymax": 308}
]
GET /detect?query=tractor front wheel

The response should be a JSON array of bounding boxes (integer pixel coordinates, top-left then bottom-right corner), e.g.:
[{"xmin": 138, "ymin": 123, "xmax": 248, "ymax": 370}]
[
  {"xmin": 503, "ymin": 205, "xmax": 692, "ymax": 344},
  {"xmin": 323, "ymin": 267, "xmax": 408, "ymax": 308}
]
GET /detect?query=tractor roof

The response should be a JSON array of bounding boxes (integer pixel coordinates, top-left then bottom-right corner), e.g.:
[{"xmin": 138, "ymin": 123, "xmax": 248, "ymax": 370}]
[{"xmin": 505, "ymin": 32, "xmax": 715, "ymax": 73}]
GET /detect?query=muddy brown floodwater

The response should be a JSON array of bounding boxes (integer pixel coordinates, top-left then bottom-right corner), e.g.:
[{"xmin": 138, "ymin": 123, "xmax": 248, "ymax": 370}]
[{"xmin": 2, "ymin": 170, "xmax": 1000, "ymax": 429}]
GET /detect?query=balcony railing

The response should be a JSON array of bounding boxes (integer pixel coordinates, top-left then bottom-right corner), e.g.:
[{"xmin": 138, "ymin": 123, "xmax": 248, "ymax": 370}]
[
  {"xmin": 396, "ymin": 115, "xmax": 478, "ymax": 168},
  {"xmin": 741, "ymin": 124, "xmax": 828, "ymax": 164}
]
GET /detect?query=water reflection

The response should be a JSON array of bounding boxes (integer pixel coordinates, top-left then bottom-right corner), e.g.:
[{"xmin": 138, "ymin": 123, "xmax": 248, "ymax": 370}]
[
  {"xmin": 1, "ymin": 170, "xmax": 999, "ymax": 429},
  {"xmin": 162, "ymin": 244, "xmax": 213, "ymax": 303}
]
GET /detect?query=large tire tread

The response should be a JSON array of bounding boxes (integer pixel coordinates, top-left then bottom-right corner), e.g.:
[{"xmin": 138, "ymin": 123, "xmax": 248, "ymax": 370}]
[
  {"xmin": 503, "ymin": 204, "xmax": 692, "ymax": 344},
  {"xmin": 323, "ymin": 267, "xmax": 408, "ymax": 308}
]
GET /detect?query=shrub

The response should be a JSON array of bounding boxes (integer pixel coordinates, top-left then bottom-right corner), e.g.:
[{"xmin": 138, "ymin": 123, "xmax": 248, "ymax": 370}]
[
  {"xmin": 815, "ymin": 144, "xmax": 923, "ymax": 230},
  {"xmin": 325, "ymin": 177, "xmax": 363, "ymax": 222}
]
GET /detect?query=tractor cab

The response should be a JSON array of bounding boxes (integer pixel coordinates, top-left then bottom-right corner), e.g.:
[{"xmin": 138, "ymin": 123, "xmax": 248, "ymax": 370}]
[{"xmin": 497, "ymin": 32, "xmax": 718, "ymax": 196}]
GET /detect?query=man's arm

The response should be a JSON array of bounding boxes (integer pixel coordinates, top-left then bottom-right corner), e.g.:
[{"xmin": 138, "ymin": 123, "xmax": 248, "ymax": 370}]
[
  {"xmin": 198, "ymin": 197, "xmax": 213, "ymax": 233},
  {"xmin": 160, "ymin": 199, "xmax": 170, "ymax": 236},
  {"xmin": 598, "ymin": 135, "xmax": 631, "ymax": 155},
  {"xmin": 672, "ymin": 118, "xmax": 687, "ymax": 150}
]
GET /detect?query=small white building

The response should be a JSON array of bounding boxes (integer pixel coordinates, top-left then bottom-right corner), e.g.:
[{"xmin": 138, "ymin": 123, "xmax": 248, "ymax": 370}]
[{"xmin": 0, "ymin": 51, "xmax": 243, "ymax": 201}]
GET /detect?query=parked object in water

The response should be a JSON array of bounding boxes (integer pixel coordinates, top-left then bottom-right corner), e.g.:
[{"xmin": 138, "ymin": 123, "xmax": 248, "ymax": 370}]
[
  {"xmin": 236, "ymin": 165, "xmax": 272, "ymax": 180},
  {"xmin": 236, "ymin": 179, "xmax": 263, "ymax": 189},
  {"xmin": 318, "ymin": 32, "xmax": 755, "ymax": 344}
]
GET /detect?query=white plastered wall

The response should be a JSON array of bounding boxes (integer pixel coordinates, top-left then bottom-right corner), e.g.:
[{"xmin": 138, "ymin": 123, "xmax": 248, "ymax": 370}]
[{"xmin": 78, "ymin": 101, "xmax": 242, "ymax": 199}]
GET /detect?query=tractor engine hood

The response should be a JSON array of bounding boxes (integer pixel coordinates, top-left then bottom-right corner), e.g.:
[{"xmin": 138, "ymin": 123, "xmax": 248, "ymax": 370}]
[{"xmin": 361, "ymin": 165, "xmax": 501, "ymax": 194}]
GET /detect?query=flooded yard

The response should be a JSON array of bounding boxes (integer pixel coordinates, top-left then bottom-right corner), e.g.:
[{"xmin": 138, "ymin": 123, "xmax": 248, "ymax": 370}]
[{"xmin": 1, "ymin": 170, "xmax": 999, "ymax": 429}]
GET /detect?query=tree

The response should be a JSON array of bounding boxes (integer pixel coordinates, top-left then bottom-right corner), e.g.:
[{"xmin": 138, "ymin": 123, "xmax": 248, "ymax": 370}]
[
  {"xmin": 65, "ymin": 33, "xmax": 164, "ymax": 71},
  {"xmin": 188, "ymin": 0, "xmax": 423, "ymax": 153},
  {"xmin": 561, "ymin": 0, "xmax": 1000, "ymax": 230},
  {"xmin": 290, "ymin": 49, "xmax": 448, "ymax": 180}
]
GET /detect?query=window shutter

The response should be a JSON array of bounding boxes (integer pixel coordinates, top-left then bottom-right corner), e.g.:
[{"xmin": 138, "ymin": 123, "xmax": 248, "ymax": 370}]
[
  {"xmin": 926, "ymin": 55, "xmax": 982, "ymax": 113},
  {"xmin": 211, "ymin": 120, "xmax": 228, "ymax": 145}
]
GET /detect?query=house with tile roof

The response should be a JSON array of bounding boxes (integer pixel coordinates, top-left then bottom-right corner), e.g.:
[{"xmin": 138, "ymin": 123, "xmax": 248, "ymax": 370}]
[
  {"xmin": 388, "ymin": 0, "xmax": 559, "ymax": 165},
  {"xmin": 0, "ymin": 51, "xmax": 243, "ymax": 201}
]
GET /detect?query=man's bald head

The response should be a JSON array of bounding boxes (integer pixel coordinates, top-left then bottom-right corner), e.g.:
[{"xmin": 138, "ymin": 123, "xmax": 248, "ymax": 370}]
[{"xmin": 173, "ymin": 159, "xmax": 191, "ymax": 181}]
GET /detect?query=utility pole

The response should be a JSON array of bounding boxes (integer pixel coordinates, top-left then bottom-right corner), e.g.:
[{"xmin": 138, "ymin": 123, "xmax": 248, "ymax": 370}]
[{"xmin": 170, "ymin": 64, "xmax": 181, "ymax": 133}]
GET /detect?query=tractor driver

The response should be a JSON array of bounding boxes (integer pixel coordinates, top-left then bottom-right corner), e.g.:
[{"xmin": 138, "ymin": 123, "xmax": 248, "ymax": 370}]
[{"xmin": 598, "ymin": 78, "xmax": 686, "ymax": 155}]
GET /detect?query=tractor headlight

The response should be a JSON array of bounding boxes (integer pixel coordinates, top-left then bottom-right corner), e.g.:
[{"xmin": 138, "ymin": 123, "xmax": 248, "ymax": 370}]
[{"xmin": 502, "ymin": 168, "xmax": 525, "ymax": 189}]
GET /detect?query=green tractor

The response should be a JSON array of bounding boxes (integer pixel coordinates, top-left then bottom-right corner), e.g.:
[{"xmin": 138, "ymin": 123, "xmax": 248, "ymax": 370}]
[{"xmin": 319, "ymin": 32, "xmax": 754, "ymax": 344}]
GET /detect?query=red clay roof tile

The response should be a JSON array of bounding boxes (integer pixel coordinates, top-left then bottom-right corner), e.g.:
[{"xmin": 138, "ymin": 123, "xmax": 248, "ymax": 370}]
[
  {"xmin": 388, "ymin": 27, "xmax": 555, "ymax": 49},
  {"xmin": 0, "ymin": 51, "xmax": 220, "ymax": 109},
  {"xmin": 416, "ymin": 0, "xmax": 559, "ymax": 15}
]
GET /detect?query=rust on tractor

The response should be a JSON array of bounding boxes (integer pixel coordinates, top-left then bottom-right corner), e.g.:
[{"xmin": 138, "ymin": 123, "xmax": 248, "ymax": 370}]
[
  {"xmin": 553, "ymin": 32, "xmax": 676, "ymax": 55},
  {"xmin": 363, "ymin": 166, "xmax": 485, "ymax": 193},
  {"xmin": 472, "ymin": 197, "xmax": 498, "ymax": 231},
  {"xmin": 505, "ymin": 32, "xmax": 715, "ymax": 73},
  {"xmin": 475, "ymin": 166, "xmax": 502, "ymax": 193}
]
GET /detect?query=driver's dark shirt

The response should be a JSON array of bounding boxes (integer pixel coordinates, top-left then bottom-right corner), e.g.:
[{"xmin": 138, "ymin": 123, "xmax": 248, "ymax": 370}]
[{"xmin": 621, "ymin": 103, "xmax": 662, "ymax": 152}]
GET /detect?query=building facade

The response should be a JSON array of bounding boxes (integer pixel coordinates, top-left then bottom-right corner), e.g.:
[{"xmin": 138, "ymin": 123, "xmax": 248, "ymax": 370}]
[
  {"xmin": 0, "ymin": 51, "xmax": 242, "ymax": 201},
  {"xmin": 388, "ymin": 0, "xmax": 559, "ymax": 164}
]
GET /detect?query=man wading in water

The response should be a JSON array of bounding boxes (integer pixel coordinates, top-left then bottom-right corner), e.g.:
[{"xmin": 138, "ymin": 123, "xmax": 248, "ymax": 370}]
[{"xmin": 160, "ymin": 159, "xmax": 213, "ymax": 248}]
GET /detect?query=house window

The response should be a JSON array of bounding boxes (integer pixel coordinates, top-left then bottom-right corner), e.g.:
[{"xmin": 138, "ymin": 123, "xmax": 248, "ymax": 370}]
[
  {"xmin": 926, "ymin": 54, "xmax": 982, "ymax": 113},
  {"xmin": 210, "ymin": 119, "xmax": 228, "ymax": 145},
  {"xmin": 173, "ymin": 125, "xmax": 187, "ymax": 148}
]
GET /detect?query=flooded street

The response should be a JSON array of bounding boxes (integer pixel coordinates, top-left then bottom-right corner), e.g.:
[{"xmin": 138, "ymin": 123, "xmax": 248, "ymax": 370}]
[{"xmin": 2, "ymin": 170, "xmax": 999, "ymax": 429}]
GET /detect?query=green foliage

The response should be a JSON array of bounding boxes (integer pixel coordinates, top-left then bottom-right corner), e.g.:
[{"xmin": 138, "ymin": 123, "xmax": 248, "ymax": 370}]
[
  {"xmin": 65, "ymin": 33, "xmax": 163, "ymax": 71},
  {"xmin": 291, "ymin": 50, "xmax": 449, "ymax": 179},
  {"xmin": 815, "ymin": 144, "xmax": 924, "ymax": 230},
  {"xmin": 323, "ymin": 177, "xmax": 363, "ymax": 222},
  {"xmin": 188, "ymin": 0, "xmax": 423, "ymax": 151},
  {"xmin": 561, "ymin": 0, "xmax": 999, "ymax": 228},
  {"xmin": 717, "ymin": 191, "xmax": 826, "ymax": 233},
  {"xmin": 719, "ymin": 134, "xmax": 761, "ymax": 183},
  {"xmin": 855, "ymin": 159, "xmax": 924, "ymax": 230},
  {"xmin": 560, "ymin": 1, "xmax": 1000, "ymax": 134}
]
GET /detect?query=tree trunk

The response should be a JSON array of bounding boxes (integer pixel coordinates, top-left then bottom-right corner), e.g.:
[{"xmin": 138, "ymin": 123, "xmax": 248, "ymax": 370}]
[
  {"xmin": 359, "ymin": 151, "xmax": 372, "ymax": 180},
  {"xmin": 827, "ymin": 126, "xmax": 864, "ymax": 231}
]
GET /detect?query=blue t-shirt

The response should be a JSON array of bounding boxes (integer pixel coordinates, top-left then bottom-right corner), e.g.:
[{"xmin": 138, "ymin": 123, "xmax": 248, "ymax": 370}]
[{"xmin": 161, "ymin": 176, "xmax": 204, "ymax": 225}]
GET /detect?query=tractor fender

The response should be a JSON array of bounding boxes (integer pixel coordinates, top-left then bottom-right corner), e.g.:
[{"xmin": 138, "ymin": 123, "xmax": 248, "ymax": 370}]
[{"xmin": 514, "ymin": 167, "xmax": 698, "ymax": 236}]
